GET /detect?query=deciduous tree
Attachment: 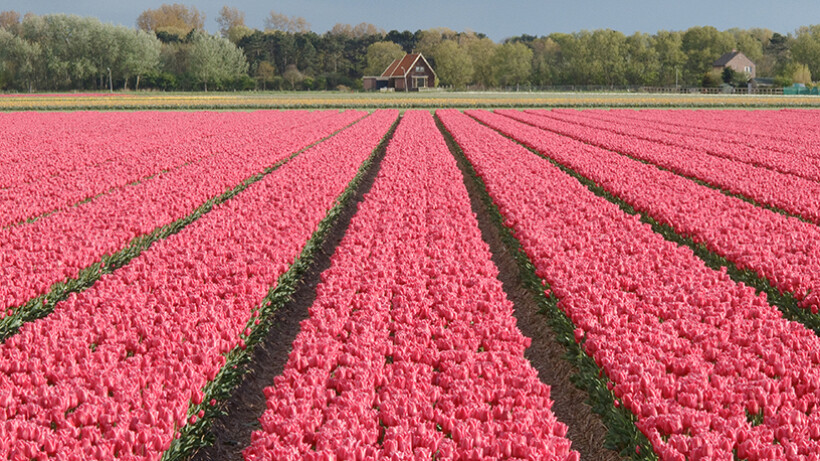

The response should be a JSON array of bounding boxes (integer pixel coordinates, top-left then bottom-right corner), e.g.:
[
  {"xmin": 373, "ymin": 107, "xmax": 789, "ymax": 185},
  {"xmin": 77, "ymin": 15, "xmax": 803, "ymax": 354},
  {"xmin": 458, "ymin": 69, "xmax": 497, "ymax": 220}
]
[
  {"xmin": 217, "ymin": 6, "xmax": 243, "ymax": 36},
  {"xmin": 265, "ymin": 11, "xmax": 310, "ymax": 34},
  {"xmin": 0, "ymin": 28, "xmax": 40, "ymax": 91},
  {"xmin": 654, "ymin": 30, "xmax": 686, "ymax": 86},
  {"xmin": 793, "ymin": 63, "xmax": 812, "ymax": 84},
  {"xmin": 116, "ymin": 28, "xmax": 161, "ymax": 90},
  {"xmin": 728, "ymin": 28, "xmax": 765, "ymax": 63},
  {"xmin": 364, "ymin": 41, "xmax": 404, "ymax": 75},
  {"xmin": 529, "ymin": 36, "xmax": 560, "ymax": 85},
  {"xmin": 0, "ymin": 10, "xmax": 21, "ymax": 32},
  {"xmin": 431, "ymin": 40, "xmax": 472, "ymax": 88},
  {"xmin": 330, "ymin": 22, "xmax": 384, "ymax": 39},
  {"xmin": 282, "ymin": 64, "xmax": 304, "ymax": 89},
  {"xmin": 625, "ymin": 32, "xmax": 660, "ymax": 86},
  {"xmin": 792, "ymin": 25, "xmax": 820, "ymax": 81},
  {"xmin": 466, "ymin": 37, "xmax": 496, "ymax": 87},
  {"xmin": 255, "ymin": 60, "xmax": 276, "ymax": 90},
  {"xmin": 682, "ymin": 26, "xmax": 735, "ymax": 85},
  {"xmin": 216, "ymin": 6, "xmax": 250, "ymax": 44},
  {"xmin": 187, "ymin": 31, "xmax": 248, "ymax": 91},
  {"xmin": 137, "ymin": 4, "xmax": 204, "ymax": 38},
  {"xmin": 491, "ymin": 41, "xmax": 532, "ymax": 87}
]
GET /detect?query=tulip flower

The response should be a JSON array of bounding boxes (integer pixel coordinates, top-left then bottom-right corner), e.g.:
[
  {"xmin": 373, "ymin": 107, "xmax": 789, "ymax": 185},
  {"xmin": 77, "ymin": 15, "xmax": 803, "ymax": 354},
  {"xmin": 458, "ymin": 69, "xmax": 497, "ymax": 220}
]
[
  {"xmin": 245, "ymin": 111, "xmax": 577, "ymax": 461},
  {"xmin": 0, "ymin": 110, "xmax": 397, "ymax": 459},
  {"xmin": 439, "ymin": 108, "xmax": 820, "ymax": 459}
]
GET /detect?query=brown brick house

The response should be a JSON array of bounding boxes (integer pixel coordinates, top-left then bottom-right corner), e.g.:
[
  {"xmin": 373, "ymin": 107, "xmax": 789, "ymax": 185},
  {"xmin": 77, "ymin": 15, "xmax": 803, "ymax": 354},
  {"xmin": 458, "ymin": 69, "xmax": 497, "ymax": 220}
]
[
  {"xmin": 712, "ymin": 50, "xmax": 756, "ymax": 79},
  {"xmin": 363, "ymin": 53, "xmax": 437, "ymax": 91}
]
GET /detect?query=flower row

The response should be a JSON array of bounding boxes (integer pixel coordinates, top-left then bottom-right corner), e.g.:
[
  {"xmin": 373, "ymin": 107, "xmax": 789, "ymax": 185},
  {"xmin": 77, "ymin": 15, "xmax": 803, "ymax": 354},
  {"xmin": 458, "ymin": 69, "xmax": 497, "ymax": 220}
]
[
  {"xmin": 533, "ymin": 109, "xmax": 820, "ymax": 184},
  {"xmin": 495, "ymin": 109, "xmax": 820, "ymax": 226},
  {"xmin": 0, "ymin": 111, "xmax": 318, "ymax": 187},
  {"xmin": 608, "ymin": 109, "xmax": 820, "ymax": 159},
  {"xmin": 0, "ymin": 110, "xmax": 364, "ymax": 318},
  {"xmin": 467, "ymin": 109, "xmax": 820, "ymax": 314},
  {"xmin": 245, "ymin": 111, "xmax": 577, "ymax": 461},
  {"xmin": 440, "ymin": 109, "xmax": 820, "ymax": 460},
  {"xmin": 0, "ymin": 110, "xmax": 397, "ymax": 460},
  {"xmin": 0, "ymin": 110, "xmax": 339, "ymax": 227}
]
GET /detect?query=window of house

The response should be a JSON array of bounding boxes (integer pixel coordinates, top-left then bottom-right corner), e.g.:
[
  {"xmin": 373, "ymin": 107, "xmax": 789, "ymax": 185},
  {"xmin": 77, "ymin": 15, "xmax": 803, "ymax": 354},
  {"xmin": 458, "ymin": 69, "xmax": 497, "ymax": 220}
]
[
  {"xmin": 744, "ymin": 66, "xmax": 751, "ymax": 73},
  {"xmin": 415, "ymin": 66, "xmax": 425, "ymax": 73}
]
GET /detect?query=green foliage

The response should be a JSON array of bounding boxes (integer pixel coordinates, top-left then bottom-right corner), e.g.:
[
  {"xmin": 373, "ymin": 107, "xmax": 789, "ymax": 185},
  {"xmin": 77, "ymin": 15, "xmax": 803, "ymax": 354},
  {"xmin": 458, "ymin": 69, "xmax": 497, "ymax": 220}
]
[
  {"xmin": 654, "ymin": 30, "xmax": 686, "ymax": 86},
  {"xmin": 466, "ymin": 37, "xmax": 497, "ymax": 88},
  {"xmin": 682, "ymin": 26, "xmax": 736, "ymax": 85},
  {"xmin": 1, "ymin": 11, "xmax": 818, "ymax": 92},
  {"xmin": 363, "ymin": 41, "xmax": 404, "ymax": 75},
  {"xmin": 187, "ymin": 31, "xmax": 249, "ymax": 91},
  {"xmin": 143, "ymin": 70, "xmax": 177, "ymax": 90},
  {"xmin": 721, "ymin": 66, "xmax": 736, "ymax": 84},
  {"xmin": 0, "ymin": 28, "xmax": 39, "ymax": 91},
  {"xmin": 773, "ymin": 73, "xmax": 793, "ymax": 87},
  {"xmin": 491, "ymin": 42, "xmax": 533, "ymax": 87},
  {"xmin": 731, "ymin": 71, "xmax": 751, "ymax": 87},
  {"xmin": 528, "ymin": 36, "xmax": 559, "ymax": 85},
  {"xmin": 763, "ymin": 32, "xmax": 793, "ymax": 78},
  {"xmin": 254, "ymin": 60, "xmax": 276, "ymax": 89},
  {"xmin": 0, "ymin": 13, "xmax": 163, "ymax": 92},
  {"xmin": 793, "ymin": 63, "xmax": 812, "ymax": 84},
  {"xmin": 702, "ymin": 69, "xmax": 723, "ymax": 87},
  {"xmin": 792, "ymin": 26, "xmax": 820, "ymax": 81},
  {"xmin": 431, "ymin": 40, "xmax": 473, "ymax": 88},
  {"xmin": 385, "ymin": 30, "xmax": 417, "ymax": 53},
  {"xmin": 625, "ymin": 32, "xmax": 660, "ymax": 86}
]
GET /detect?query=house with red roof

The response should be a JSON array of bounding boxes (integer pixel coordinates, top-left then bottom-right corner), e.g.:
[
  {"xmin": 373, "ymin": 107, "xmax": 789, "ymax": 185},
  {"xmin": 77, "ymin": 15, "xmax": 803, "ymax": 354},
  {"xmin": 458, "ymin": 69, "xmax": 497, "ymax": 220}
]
[{"xmin": 363, "ymin": 53, "xmax": 437, "ymax": 91}]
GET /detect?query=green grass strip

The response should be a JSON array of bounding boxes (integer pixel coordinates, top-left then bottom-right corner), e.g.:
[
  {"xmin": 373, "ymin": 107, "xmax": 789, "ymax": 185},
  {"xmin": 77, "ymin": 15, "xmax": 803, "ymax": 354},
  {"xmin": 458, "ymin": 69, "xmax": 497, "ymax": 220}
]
[
  {"xmin": 160, "ymin": 114, "xmax": 399, "ymax": 461},
  {"xmin": 0, "ymin": 113, "xmax": 364, "ymax": 342},
  {"xmin": 435, "ymin": 113, "xmax": 654, "ymax": 460}
]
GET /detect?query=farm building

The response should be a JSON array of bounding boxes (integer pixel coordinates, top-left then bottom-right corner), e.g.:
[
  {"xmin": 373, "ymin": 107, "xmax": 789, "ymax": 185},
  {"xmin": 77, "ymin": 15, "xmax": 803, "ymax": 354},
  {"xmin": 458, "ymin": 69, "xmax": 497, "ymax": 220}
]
[
  {"xmin": 712, "ymin": 50, "xmax": 756, "ymax": 79},
  {"xmin": 363, "ymin": 53, "xmax": 437, "ymax": 91}
]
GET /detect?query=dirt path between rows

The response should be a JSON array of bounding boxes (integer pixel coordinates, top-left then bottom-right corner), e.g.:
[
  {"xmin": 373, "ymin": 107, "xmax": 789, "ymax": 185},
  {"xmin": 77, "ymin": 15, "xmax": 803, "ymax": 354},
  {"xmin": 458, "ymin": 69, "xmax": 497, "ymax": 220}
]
[
  {"xmin": 439, "ymin": 115, "xmax": 621, "ymax": 461},
  {"xmin": 193, "ymin": 113, "xmax": 619, "ymax": 460},
  {"xmin": 191, "ymin": 120, "xmax": 397, "ymax": 461}
]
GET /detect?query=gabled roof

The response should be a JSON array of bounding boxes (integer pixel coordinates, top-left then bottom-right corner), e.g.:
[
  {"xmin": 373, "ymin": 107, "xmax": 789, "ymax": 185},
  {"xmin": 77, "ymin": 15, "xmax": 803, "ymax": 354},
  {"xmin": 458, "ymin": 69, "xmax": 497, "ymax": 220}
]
[
  {"xmin": 713, "ymin": 50, "xmax": 750, "ymax": 67},
  {"xmin": 380, "ymin": 53, "xmax": 437, "ymax": 79},
  {"xmin": 381, "ymin": 54, "xmax": 420, "ymax": 78},
  {"xmin": 381, "ymin": 56, "xmax": 404, "ymax": 78}
]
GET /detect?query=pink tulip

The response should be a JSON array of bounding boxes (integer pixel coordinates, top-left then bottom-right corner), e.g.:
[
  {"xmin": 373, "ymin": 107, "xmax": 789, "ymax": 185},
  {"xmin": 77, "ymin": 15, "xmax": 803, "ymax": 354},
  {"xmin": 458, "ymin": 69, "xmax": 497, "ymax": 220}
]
[
  {"xmin": 0, "ymin": 110, "xmax": 397, "ymax": 459},
  {"xmin": 471, "ymin": 108, "xmax": 820, "ymax": 315},
  {"xmin": 439, "ymin": 109, "xmax": 820, "ymax": 459},
  {"xmin": 244, "ymin": 112, "xmax": 578, "ymax": 460}
]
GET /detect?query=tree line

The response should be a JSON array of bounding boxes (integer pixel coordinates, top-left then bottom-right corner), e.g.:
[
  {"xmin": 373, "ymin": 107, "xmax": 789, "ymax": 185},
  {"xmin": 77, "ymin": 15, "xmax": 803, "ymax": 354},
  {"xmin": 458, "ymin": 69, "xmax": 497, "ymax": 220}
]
[{"xmin": 1, "ymin": 5, "xmax": 820, "ymax": 92}]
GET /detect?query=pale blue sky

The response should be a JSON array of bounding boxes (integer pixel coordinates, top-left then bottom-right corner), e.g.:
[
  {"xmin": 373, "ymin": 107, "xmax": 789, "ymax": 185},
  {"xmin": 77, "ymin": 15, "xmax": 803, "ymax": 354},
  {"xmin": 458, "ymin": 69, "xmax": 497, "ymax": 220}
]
[{"xmin": 4, "ymin": 0, "xmax": 819, "ymax": 41}]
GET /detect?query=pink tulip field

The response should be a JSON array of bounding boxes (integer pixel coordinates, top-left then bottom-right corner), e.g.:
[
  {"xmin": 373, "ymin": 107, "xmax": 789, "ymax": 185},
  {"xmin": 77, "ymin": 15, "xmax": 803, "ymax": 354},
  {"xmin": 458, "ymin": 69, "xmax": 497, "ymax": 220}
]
[
  {"xmin": 245, "ymin": 111, "xmax": 575, "ymax": 460},
  {"xmin": 3, "ymin": 107, "xmax": 820, "ymax": 460}
]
